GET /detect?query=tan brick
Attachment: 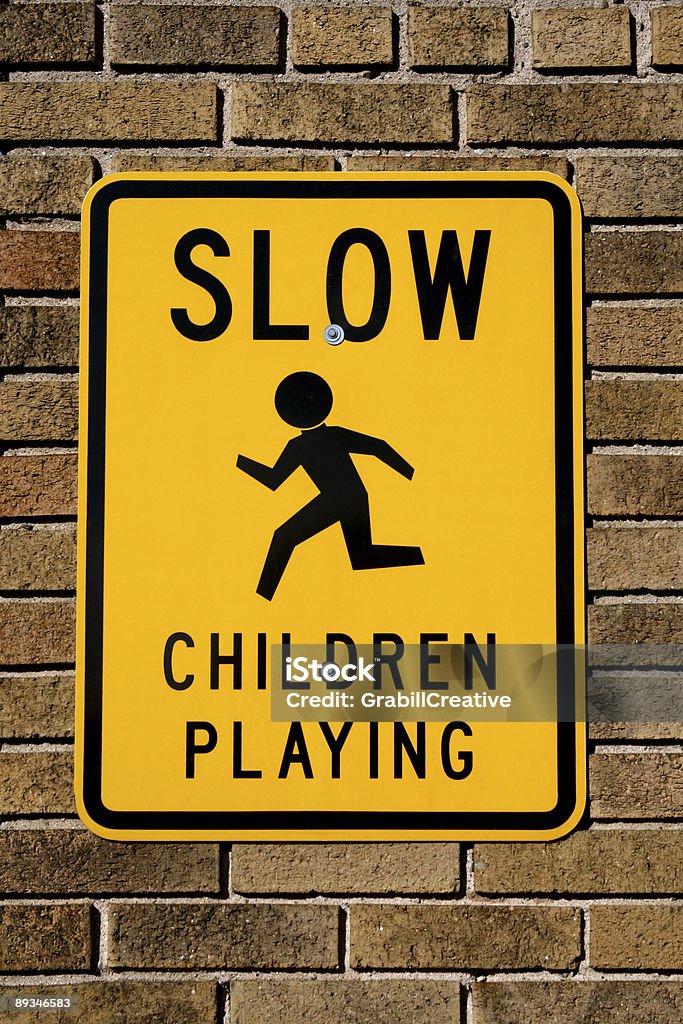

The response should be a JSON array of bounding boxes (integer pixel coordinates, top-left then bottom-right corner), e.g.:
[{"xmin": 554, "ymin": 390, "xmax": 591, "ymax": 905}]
[
  {"xmin": 652, "ymin": 7, "xmax": 683, "ymax": 68},
  {"xmin": 586, "ymin": 231, "xmax": 683, "ymax": 295},
  {"xmin": 590, "ymin": 751, "xmax": 683, "ymax": 820},
  {"xmin": 232, "ymin": 82, "xmax": 453, "ymax": 145},
  {"xmin": 0, "ymin": 904, "xmax": 90, "ymax": 972},
  {"xmin": 467, "ymin": 84, "xmax": 683, "ymax": 145},
  {"xmin": 532, "ymin": 8, "xmax": 632, "ymax": 70},
  {"xmin": 0, "ymin": 231, "xmax": 79, "ymax": 292},
  {"xmin": 0, "ymin": 673, "xmax": 73, "ymax": 739},
  {"xmin": 475, "ymin": 829, "xmax": 683, "ymax": 895},
  {"xmin": 110, "ymin": 4, "xmax": 280, "ymax": 68},
  {"xmin": 0, "ymin": 380, "xmax": 78, "ymax": 442},
  {"xmin": 473, "ymin": 981, "xmax": 683, "ymax": 1024},
  {"xmin": 232, "ymin": 843, "xmax": 459, "ymax": 895},
  {"xmin": 0, "ymin": 598, "xmax": 75, "ymax": 665},
  {"xmin": 292, "ymin": 5, "xmax": 393, "ymax": 67},
  {"xmin": 589, "ymin": 602, "xmax": 683, "ymax": 643},
  {"xmin": 232, "ymin": 980, "xmax": 460, "ymax": 1024},
  {"xmin": 0, "ymin": 155, "xmax": 94, "ymax": 216},
  {"xmin": 0, "ymin": 2, "xmax": 95, "ymax": 65},
  {"xmin": 346, "ymin": 154, "xmax": 569, "ymax": 176},
  {"xmin": 350, "ymin": 905, "xmax": 581, "ymax": 970},
  {"xmin": 588, "ymin": 456, "xmax": 683, "ymax": 517},
  {"xmin": 0, "ymin": 82, "xmax": 217, "ymax": 143},
  {"xmin": 585, "ymin": 382, "xmax": 683, "ymax": 442},
  {"xmin": 0, "ymin": 983, "xmax": 217, "ymax": 1024},
  {"xmin": 586, "ymin": 306, "xmax": 683, "ymax": 367},
  {"xmin": 0, "ymin": 828, "xmax": 219, "ymax": 894},
  {"xmin": 0, "ymin": 455, "xmax": 78, "ymax": 518},
  {"xmin": 409, "ymin": 6, "xmax": 509, "ymax": 69},
  {"xmin": 576, "ymin": 157, "xmax": 683, "ymax": 219},
  {"xmin": 111, "ymin": 152, "xmax": 335, "ymax": 173},
  {"xmin": 0, "ymin": 749, "xmax": 73, "ymax": 815},
  {"xmin": 109, "ymin": 903, "xmax": 340, "ymax": 970},
  {"xmin": 591, "ymin": 905, "xmax": 683, "ymax": 970},
  {"xmin": 587, "ymin": 527, "xmax": 683, "ymax": 592},
  {"xmin": 0, "ymin": 526, "xmax": 76, "ymax": 591}
]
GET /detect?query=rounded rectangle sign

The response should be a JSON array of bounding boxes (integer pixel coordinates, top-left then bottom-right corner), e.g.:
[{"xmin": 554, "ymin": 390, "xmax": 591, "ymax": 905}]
[{"xmin": 76, "ymin": 173, "xmax": 586, "ymax": 841}]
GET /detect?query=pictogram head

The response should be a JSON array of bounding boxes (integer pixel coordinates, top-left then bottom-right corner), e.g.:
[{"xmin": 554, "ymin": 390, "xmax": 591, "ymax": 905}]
[{"xmin": 274, "ymin": 372, "xmax": 333, "ymax": 428}]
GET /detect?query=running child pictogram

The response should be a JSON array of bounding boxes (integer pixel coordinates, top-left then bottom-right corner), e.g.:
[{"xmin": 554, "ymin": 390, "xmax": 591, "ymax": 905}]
[{"xmin": 237, "ymin": 371, "xmax": 425, "ymax": 600}]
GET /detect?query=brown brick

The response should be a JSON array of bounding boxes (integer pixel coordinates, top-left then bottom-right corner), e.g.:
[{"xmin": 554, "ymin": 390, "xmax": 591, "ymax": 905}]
[
  {"xmin": 585, "ymin": 231, "xmax": 683, "ymax": 296},
  {"xmin": 586, "ymin": 306, "xmax": 683, "ymax": 367},
  {"xmin": 232, "ymin": 82, "xmax": 453, "ymax": 145},
  {"xmin": 0, "ymin": 827, "xmax": 219, "ymax": 892},
  {"xmin": 0, "ymin": 2, "xmax": 95, "ymax": 65},
  {"xmin": 591, "ymin": 905, "xmax": 683, "ymax": 970},
  {"xmin": 0, "ymin": 231, "xmax": 79, "ymax": 292},
  {"xmin": 652, "ymin": 8, "xmax": 683, "ymax": 68},
  {"xmin": 349, "ymin": 905, "xmax": 581, "ymax": 970},
  {"xmin": 0, "ymin": 828, "xmax": 219, "ymax": 894},
  {"xmin": 591, "ymin": 751, "xmax": 683, "ymax": 820},
  {"xmin": 576, "ymin": 157, "xmax": 683, "ymax": 219},
  {"xmin": 590, "ymin": 617, "xmax": 683, "ymax": 657},
  {"xmin": 346, "ymin": 154, "xmax": 570, "ymax": 176},
  {"xmin": 585, "ymin": 381, "xmax": 683, "ymax": 442},
  {"xmin": 589, "ymin": 667, "xmax": 683, "ymax": 741},
  {"xmin": 0, "ymin": 749, "xmax": 73, "ymax": 815},
  {"xmin": 232, "ymin": 843, "xmax": 460, "ymax": 895},
  {"xmin": 0, "ymin": 903, "xmax": 90, "ymax": 972},
  {"xmin": 109, "ymin": 903, "xmax": 340, "ymax": 970},
  {"xmin": 0, "ymin": 155, "xmax": 94, "ymax": 216},
  {"xmin": 0, "ymin": 380, "xmax": 78, "ymax": 442},
  {"xmin": 110, "ymin": 4, "xmax": 280, "ymax": 68},
  {"xmin": 232, "ymin": 980, "xmax": 460, "ymax": 1024},
  {"xmin": 0, "ymin": 82, "xmax": 217, "ymax": 143},
  {"xmin": 475, "ymin": 829, "xmax": 683, "ymax": 895},
  {"xmin": 591, "ymin": 721, "xmax": 683, "ymax": 742},
  {"xmin": 532, "ymin": 8, "xmax": 632, "ymax": 70},
  {"xmin": 0, "ymin": 673, "xmax": 73, "ymax": 739},
  {"xmin": 0, "ymin": 455, "xmax": 78, "ymax": 518},
  {"xmin": 589, "ymin": 602, "xmax": 683, "ymax": 643},
  {"xmin": 0, "ymin": 983, "xmax": 217, "ymax": 1024},
  {"xmin": 587, "ymin": 527, "xmax": 683, "ymax": 591},
  {"xmin": 473, "ymin": 981, "xmax": 683, "ymax": 1024},
  {"xmin": 111, "ymin": 152, "xmax": 335, "ymax": 173},
  {"xmin": 588, "ymin": 456, "xmax": 683, "ymax": 517},
  {"xmin": 588, "ymin": 661, "xmax": 683, "ymax": 739},
  {"xmin": 0, "ymin": 306, "xmax": 79, "ymax": 369},
  {"xmin": 292, "ymin": 5, "xmax": 393, "ymax": 67},
  {"xmin": 409, "ymin": 6, "xmax": 509, "ymax": 69},
  {"xmin": 0, "ymin": 598, "xmax": 75, "ymax": 665},
  {"xmin": 0, "ymin": 526, "xmax": 76, "ymax": 591},
  {"xmin": 467, "ymin": 84, "xmax": 683, "ymax": 145}
]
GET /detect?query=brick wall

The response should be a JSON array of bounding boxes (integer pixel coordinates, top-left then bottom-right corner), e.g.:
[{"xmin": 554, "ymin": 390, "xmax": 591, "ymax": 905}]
[{"xmin": 0, "ymin": 1, "xmax": 682, "ymax": 1021}]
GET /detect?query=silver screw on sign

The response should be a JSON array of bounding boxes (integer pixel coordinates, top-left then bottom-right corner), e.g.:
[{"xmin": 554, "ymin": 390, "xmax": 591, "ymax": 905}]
[{"xmin": 324, "ymin": 324, "xmax": 345, "ymax": 346}]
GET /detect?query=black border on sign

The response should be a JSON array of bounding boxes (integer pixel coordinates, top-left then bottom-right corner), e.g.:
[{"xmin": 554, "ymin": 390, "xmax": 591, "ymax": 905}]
[{"xmin": 82, "ymin": 178, "xmax": 580, "ymax": 833}]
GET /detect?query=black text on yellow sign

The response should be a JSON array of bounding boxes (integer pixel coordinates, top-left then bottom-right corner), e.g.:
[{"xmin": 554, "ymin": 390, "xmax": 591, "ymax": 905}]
[{"xmin": 76, "ymin": 173, "xmax": 586, "ymax": 841}]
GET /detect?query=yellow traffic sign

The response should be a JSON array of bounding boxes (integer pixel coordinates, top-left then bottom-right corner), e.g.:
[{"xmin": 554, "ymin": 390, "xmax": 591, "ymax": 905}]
[{"xmin": 76, "ymin": 173, "xmax": 585, "ymax": 841}]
